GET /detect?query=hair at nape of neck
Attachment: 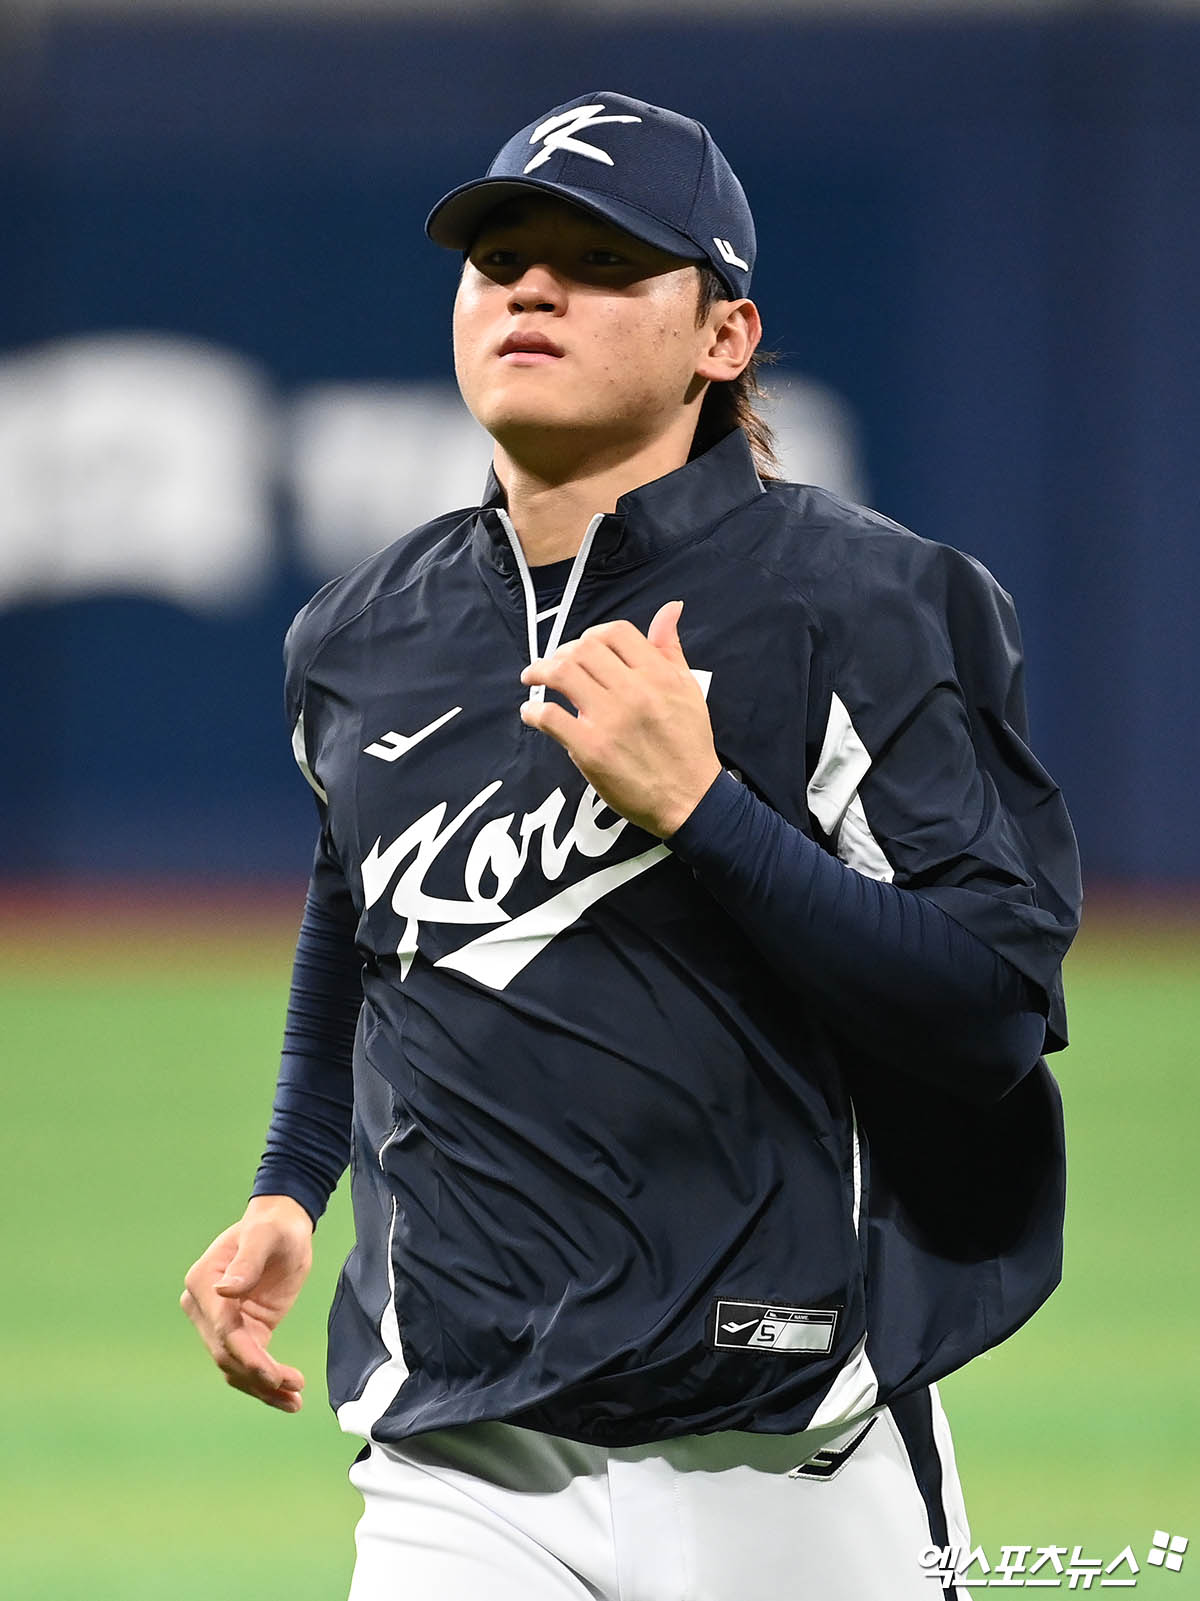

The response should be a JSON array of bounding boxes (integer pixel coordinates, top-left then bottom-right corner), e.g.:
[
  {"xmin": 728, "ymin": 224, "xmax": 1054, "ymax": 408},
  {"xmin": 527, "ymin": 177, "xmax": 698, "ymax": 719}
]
[{"xmin": 690, "ymin": 265, "xmax": 780, "ymax": 480}]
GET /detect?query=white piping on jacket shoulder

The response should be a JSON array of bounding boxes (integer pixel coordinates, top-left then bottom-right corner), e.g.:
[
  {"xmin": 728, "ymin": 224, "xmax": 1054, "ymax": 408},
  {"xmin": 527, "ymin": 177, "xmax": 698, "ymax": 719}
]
[
  {"xmin": 803, "ymin": 692, "xmax": 888, "ymax": 1430},
  {"xmin": 291, "ymin": 709, "xmax": 327, "ymax": 803},
  {"xmin": 805, "ymin": 691, "xmax": 893, "ymax": 882}
]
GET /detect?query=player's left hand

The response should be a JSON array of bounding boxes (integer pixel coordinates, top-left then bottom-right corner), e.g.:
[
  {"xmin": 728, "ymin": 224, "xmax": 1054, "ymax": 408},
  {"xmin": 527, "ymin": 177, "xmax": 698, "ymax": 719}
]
[{"xmin": 520, "ymin": 600, "xmax": 721, "ymax": 838}]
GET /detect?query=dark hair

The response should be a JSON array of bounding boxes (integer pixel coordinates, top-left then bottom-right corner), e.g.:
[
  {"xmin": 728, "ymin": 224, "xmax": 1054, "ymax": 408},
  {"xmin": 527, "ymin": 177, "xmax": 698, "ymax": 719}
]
[{"xmin": 690, "ymin": 266, "xmax": 781, "ymax": 479}]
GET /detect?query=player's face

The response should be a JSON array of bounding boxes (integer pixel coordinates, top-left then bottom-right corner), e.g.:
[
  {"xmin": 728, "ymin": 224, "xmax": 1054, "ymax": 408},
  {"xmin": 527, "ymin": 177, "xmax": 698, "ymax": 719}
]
[{"xmin": 453, "ymin": 196, "xmax": 713, "ymax": 461}]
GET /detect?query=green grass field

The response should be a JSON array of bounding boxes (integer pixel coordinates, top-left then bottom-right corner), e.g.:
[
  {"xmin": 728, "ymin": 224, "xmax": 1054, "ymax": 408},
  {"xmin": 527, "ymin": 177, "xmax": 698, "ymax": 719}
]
[{"xmin": 2, "ymin": 898, "xmax": 1196, "ymax": 1599}]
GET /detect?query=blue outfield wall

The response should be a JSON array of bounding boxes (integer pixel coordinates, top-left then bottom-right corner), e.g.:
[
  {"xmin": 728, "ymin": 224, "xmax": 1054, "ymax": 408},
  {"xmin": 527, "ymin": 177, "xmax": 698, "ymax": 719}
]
[{"xmin": 0, "ymin": 14, "xmax": 1197, "ymax": 885}]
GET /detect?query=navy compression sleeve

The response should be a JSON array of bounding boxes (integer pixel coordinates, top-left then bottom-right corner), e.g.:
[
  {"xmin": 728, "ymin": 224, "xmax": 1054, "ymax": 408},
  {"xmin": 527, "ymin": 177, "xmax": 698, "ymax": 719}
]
[
  {"xmin": 251, "ymin": 890, "xmax": 360, "ymax": 1225},
  {"xmin": 668, "ymin": 771, "xmax": 1047, "ymax": 1102}
]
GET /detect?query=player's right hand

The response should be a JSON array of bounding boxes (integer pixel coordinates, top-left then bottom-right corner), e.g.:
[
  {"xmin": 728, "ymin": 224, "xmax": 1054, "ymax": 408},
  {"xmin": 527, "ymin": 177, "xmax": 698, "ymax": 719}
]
[{"xmin": 180, "ymin": 1194, "xmax": 314, "ymax": 1413}]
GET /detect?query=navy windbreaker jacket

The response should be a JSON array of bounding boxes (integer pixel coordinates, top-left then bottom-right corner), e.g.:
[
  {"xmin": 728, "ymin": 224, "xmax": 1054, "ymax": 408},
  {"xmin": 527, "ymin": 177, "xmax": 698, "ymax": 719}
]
[{"xmin": 268, "ymin": 428, "xmax": 1081, "ymax": 1448}]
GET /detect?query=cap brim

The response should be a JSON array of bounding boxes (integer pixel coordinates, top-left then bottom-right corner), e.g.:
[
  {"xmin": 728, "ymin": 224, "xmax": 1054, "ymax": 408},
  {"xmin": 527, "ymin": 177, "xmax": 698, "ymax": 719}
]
[{"xmin": 425, "ymin": 177, "xmax": 706, "ymax": 265}]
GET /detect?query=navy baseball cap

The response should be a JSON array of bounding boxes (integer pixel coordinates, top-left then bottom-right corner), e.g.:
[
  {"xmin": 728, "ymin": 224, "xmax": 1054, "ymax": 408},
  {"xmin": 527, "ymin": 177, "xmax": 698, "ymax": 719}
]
[{"xmin": 425, "ymin": 92, "xmax": 756, "ymax": 300}]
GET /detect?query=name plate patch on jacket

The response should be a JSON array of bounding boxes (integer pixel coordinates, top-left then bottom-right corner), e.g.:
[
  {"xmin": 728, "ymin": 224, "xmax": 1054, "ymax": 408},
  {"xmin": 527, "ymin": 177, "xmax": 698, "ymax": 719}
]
[{"xmin": 711, "ymin": 1300, "xmax": 839, "ymax": 1354}]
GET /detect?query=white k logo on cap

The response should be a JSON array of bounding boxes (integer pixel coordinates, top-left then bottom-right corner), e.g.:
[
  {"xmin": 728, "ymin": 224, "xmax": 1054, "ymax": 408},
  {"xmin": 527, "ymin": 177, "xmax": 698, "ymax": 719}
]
[{"xmin": 524, "ymin": 104, "xmax": 642, "ymax": 173}]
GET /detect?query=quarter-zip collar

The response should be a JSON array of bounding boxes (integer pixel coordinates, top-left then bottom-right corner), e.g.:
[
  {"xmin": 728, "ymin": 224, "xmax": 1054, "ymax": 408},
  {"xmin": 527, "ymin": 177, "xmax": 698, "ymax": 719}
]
[
  {"xmin": 471, "ymin": 428, "xmax": 765, "ymax": 579},
  {"xmin": 495, "ymin": 507, "xmax": 604, "ymax": 702}
]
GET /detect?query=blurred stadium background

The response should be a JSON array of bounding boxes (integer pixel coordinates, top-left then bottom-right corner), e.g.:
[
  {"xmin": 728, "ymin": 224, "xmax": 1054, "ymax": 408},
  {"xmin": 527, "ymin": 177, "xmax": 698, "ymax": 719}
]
[{"xmin": 1, "ymin": 1, "xmax": 1196, "ymax": 1596}]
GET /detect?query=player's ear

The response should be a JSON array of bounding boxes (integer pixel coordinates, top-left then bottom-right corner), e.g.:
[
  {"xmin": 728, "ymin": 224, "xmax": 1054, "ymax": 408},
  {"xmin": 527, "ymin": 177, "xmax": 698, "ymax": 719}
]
[{"xmin": 695, "ymin": 299, "xmax": 761, "ymax": 385}]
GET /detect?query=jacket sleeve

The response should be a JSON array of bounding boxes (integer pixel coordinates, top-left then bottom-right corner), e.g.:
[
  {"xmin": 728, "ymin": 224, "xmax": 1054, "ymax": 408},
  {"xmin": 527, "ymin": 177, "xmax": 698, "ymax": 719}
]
[
  {"xmin": 808, "ymin": 538, "xmax": 1081, "ymax": 1051},
  {"xmin": 668, "ymin": 535, "xmax": 1080, "ymax": 1104},
  {"xmin": 668, "ymin": 771, "xmax": 1049, "ymax": 1104},
  {"xmin": 251, "ymin": 622, "xmax": 361, "ymax": 1225},
  {"xmin": 251, "ymin": 822, "xmax": 360, "ymax": 1225}
]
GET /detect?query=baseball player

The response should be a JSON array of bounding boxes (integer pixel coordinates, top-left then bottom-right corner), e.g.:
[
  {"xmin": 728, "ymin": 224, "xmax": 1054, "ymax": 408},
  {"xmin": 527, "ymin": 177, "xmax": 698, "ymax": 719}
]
[{"xmin": 182, "ymin": 93, "xmax": 1081, "ymax": 1600}]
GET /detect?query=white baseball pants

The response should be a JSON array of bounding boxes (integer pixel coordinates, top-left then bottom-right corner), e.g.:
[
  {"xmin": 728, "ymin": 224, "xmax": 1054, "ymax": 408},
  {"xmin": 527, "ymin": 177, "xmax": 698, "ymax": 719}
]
[{"xmin": 346, "ymin": 1386, "xmax": 969, "ymax": 1600}]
